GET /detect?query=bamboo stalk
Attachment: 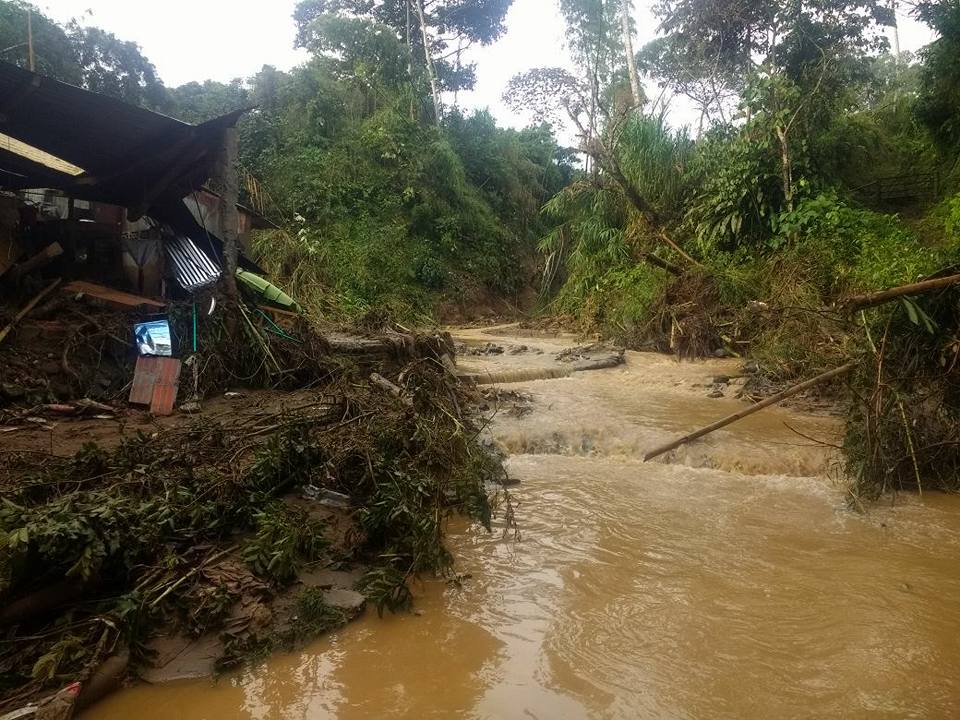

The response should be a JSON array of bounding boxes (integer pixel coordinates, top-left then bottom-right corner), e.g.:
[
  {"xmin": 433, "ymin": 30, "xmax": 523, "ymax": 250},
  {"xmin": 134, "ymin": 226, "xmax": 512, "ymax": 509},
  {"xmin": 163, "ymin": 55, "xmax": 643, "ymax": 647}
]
[
  {"xmin": 657, "ymin": 230, "xmax": 706, "ymax": 270},
  {"xmin": 840, "ymin": 273, "xmax": 960, "ymax": 311},
  {"xmin": 643, "ymin": 361, "xmax": 856, "ymax": 462},
  {"xmin": 0, "ymin": 278, "xmax": 62, "ymax": 347}
]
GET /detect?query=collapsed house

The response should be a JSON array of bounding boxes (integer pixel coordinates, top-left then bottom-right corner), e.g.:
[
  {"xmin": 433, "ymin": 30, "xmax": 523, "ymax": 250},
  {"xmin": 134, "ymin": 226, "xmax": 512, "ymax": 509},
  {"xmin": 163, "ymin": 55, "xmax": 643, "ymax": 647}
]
[
  {"xmin": 0, "ymin": 60, "xmax": 273, "ymax": 299},
  {"xmin": 0, "ymin": 61, "xmax": 293, "ymax": 414}
]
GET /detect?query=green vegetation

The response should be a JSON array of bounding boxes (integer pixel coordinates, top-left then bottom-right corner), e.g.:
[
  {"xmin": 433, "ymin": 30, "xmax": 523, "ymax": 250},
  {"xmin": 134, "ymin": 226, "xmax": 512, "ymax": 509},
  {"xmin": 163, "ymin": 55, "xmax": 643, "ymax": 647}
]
[
  {"xmin": 509, "ymin": 0, "xmax": 960, "ymax": 497},
  {"xmin": 1, "ymin": 0, "xmax": 572, "ymax": 320},
  {"xmin": 3, "ymin": 0, "xmax": 960, "ymax": 710},
  {"xmin": 295, "ymin": 587, "xmax": 347, "ymax": 636}
]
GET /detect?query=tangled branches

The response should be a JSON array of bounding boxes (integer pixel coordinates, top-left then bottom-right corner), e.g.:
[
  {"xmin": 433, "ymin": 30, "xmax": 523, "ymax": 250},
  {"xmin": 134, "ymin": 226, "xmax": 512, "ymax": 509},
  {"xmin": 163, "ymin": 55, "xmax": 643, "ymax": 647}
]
[
  {"xmin": 0, "ymin": 358, "xmax": 500, "ymax": 711},
  {"xmin": 844, "ymin": 290, "xmax": 960, "ymax": 500}
]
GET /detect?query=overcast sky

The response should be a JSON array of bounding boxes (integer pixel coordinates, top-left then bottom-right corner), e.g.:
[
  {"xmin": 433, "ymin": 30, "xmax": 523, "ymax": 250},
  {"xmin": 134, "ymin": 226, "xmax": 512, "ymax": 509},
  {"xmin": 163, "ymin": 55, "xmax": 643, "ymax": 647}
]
[{"xmin": 34, "ymin": 0, "xmax": 936, "ymax": 132}]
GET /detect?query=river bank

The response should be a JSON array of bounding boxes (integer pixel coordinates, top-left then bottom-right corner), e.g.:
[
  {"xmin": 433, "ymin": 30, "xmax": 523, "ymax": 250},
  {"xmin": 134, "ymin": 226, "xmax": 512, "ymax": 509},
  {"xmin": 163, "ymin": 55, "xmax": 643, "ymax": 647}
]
[{"xmin": 80, "ymin": 326, "xmax": 960, "ymax": 719}]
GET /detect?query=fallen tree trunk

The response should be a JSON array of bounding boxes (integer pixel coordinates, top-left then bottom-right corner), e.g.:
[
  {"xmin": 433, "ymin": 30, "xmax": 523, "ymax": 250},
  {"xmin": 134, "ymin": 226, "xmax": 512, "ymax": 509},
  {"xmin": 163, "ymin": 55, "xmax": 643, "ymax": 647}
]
[
  {"xmin": 466, "ymin": 367, "xmax": 573, "ymax": 385},
  {"xmin": 643, "ymin": 361, "xmax": 856, "ymax": 462},
  {"xmin": 839, "ymin": 273, "xmax": 960, "ymax": 312},
  {"xmin": 572, "ymin": 355, "xmax": 625, "ymax": 373},
  {"xmin": 74, "ymin": 648, "xmax": 130, "ymax": 713},
  {"xmin": 0, "ymin": 581, "xmax": 83, "ymax": 626}
]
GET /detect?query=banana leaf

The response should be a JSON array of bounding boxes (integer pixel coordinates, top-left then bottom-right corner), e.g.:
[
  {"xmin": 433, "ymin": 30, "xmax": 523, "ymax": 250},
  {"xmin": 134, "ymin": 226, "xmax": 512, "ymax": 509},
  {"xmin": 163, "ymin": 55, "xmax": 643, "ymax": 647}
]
[{"xmin": 235, "ymin": 270, "xmax": 302, "ymax": 313}]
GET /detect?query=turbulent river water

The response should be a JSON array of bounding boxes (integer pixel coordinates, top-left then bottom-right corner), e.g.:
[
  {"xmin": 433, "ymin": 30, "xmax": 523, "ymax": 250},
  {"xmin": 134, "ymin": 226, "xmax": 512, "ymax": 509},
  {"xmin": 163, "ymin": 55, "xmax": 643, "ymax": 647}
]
[{"xmin": 87, "ymin": 327, "xmax": 960, "ymax": 719}]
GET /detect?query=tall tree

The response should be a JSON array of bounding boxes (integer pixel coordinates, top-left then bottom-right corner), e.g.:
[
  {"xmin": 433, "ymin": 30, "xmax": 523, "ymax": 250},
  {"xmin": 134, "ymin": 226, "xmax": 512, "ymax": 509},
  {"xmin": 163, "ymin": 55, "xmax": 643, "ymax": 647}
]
[
  {"xmin": 558, "ymin": 0, "xmax": 625, "ymax": 156},
  {"xmin": 68, "ymin": 24, "xmax": 166, "ymax": 109},
  {"xmin": 293, "ymin": 0, "xmax": 512, "ymax": 121},
  {"xmin": 412, "ymin": 0, "xmax": 442, "ymax": 122},
  {"xmin": 650, "ymin": 0, "xmax": 892, "ymax": 89},
  {"xmin": 619, "ymin": 0, "xmax": 642, "ymax": 107},
  {"xmin": 637, "ymin": 36, "xmax": 740, "ymax": 129},
  {"xmin": 913, "ymin": 0, "xmax": 960, "ymax": 153},
  {"xmin": 0, "ymin": 1, "xmax": 80, "ymax": 83}
]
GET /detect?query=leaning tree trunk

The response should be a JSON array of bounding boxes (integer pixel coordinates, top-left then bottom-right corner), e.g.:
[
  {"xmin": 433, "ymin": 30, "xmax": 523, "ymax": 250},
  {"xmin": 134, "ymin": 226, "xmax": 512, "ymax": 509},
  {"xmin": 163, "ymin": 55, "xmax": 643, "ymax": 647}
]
[
  {"xmin": 412, "ymin": 0, "xmax": 442, "ymax": 124},
  {"xmin": 775, "ymin": 124, "xmax": 794, "ymax": 213},
  {"xmin": 620, "ymin": 0, "xmax": 642, "ymax": 108}
]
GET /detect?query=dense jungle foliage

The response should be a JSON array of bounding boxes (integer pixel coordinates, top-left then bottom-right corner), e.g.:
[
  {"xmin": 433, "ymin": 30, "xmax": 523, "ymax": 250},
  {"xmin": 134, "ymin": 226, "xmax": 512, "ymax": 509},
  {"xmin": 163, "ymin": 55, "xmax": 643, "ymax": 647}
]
[
  {"xmin": 505, "ymin": 0, "xmax": 960, "ymax": 498},
  {"xmin": 3, "ymin": 0, "xmax": 960, "ymax": 498}
]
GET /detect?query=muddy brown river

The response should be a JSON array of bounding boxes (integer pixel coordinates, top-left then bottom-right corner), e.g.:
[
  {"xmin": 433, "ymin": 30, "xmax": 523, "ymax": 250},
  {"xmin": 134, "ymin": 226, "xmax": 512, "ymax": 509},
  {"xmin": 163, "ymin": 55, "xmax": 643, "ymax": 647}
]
[{"xmin": 87, "ymin": 328, "xmax": 960, "ymax": 719}]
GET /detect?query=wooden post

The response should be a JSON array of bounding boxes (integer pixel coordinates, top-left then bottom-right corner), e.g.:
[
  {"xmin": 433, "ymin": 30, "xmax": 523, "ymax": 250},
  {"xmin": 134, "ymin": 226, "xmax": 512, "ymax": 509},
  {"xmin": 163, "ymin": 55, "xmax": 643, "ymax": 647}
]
[
  {"xmin": 213, "ymin": 125, "xmax": 240, "ymax": 300},
  {"xmin": 643, "ymin": 361, "xmax": 856, "ymax": 462},
  {"xmin": 26, "ymin": 9, "xmax": 34, "ymax": 72}
]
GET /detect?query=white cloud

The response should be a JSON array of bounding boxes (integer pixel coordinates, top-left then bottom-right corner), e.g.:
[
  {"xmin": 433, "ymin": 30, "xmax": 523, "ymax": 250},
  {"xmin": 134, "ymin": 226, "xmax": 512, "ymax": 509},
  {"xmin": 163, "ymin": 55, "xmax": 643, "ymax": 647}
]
[{"xmin": 35, "ymin": 0, "xmax": 309, "ymax": 86}]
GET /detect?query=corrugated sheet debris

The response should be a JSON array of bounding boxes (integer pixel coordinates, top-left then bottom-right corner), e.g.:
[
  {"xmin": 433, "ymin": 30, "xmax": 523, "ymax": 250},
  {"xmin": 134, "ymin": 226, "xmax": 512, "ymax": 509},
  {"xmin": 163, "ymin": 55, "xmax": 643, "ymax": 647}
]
[{"xmin": 165, "ymin": 235, "xmax": 221, "ymax": 292}]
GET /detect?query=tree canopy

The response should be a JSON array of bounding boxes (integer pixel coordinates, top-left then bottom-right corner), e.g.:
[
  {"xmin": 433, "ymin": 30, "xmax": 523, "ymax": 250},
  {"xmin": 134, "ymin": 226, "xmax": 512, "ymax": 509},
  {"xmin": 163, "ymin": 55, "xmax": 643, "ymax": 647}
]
[
  {"xmin": 0, "ymin": 1, "xmax": 164, "ymax": 107},
  {"xmin": 293, "ymin": 0, "xmax": 512, "ymax": 96}
]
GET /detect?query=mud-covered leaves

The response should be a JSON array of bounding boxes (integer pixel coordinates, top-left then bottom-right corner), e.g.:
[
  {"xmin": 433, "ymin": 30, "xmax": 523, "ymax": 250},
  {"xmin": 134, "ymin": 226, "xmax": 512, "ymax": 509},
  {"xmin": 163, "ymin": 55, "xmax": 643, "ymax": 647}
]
[
  {"xmin": 243, "ymin": 504, "xmax": 329, "ymax": 584},
  {"xmin": 295, "ymin": 587, "xmax": 347, "ymax": 635}
]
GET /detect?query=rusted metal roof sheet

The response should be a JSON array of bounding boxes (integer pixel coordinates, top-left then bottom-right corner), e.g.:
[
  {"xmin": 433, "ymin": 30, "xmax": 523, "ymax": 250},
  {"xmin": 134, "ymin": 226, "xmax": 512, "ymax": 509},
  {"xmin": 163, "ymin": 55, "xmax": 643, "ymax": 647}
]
[{"xmin": 165, "ymin": 234, "xmax": 221, "ymax": 292}]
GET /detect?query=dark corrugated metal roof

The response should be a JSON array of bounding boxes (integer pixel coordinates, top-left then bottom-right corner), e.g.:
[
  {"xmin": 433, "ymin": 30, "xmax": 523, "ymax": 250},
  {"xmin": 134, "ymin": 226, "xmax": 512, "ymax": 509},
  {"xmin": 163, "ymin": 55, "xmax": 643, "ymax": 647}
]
[
  {"xmin": 0, "ymin": 61, "xmax": 246, "ymax": 210},
  {"xmin": 0, "ymin": 63, "xmax": 188, "ymax": 175}
]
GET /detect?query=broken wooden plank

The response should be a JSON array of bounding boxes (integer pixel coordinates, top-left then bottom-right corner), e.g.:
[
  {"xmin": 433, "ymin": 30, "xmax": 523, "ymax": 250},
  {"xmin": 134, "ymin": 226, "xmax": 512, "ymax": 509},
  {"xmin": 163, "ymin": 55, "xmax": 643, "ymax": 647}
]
[
  {"xmin": 643, "ymin": 361, "xmax": 856, "ymax": 462},
  {"xmin": 149, "ymin": 358, "xmax": 182, "ymax": 416},
  {"xmin": 129, "ymin": 356, "xmax": 161, "ymax": 406},
  {"xmin": 62, "ymin": 280, "xmax": 165, "ymax": 310}
]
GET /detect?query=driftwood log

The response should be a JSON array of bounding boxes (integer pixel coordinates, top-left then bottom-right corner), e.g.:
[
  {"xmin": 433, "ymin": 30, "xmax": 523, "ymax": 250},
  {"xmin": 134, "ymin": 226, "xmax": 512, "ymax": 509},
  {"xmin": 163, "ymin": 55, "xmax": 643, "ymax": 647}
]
[
  {"xmin": 324, "ymin": 331, "xmax": 452, "ymax": 366},
  {"xmin": 644, "ymin": 361, "xmax": 856, "ymax": 462},
  {"xmin": 0, "ymin": 278, "xmax": 62, "ymax": 347}
]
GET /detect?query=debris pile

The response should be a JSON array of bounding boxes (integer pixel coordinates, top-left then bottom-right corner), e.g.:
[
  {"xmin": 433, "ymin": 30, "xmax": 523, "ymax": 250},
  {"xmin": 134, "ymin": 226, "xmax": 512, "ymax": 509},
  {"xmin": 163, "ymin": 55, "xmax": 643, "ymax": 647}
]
[{"xmin": 0, "ymin": 339, "xmax": 501, "ymax": 714}]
